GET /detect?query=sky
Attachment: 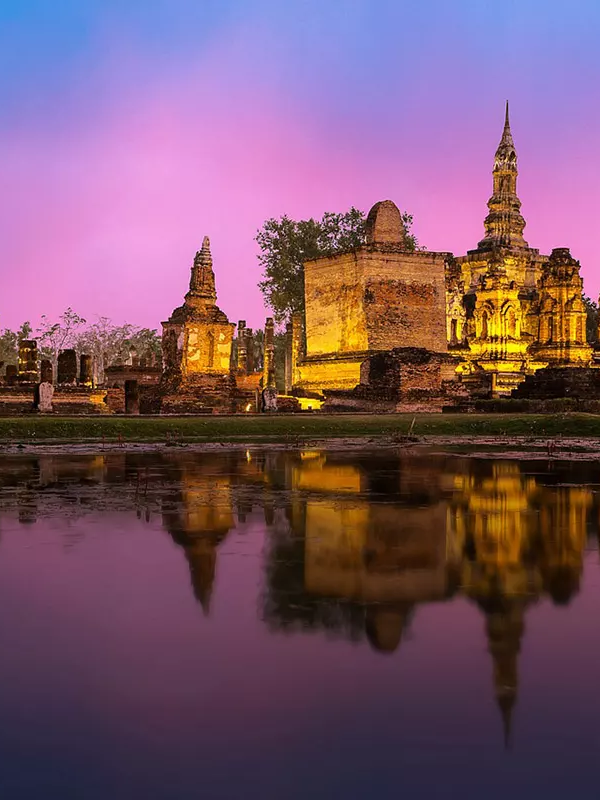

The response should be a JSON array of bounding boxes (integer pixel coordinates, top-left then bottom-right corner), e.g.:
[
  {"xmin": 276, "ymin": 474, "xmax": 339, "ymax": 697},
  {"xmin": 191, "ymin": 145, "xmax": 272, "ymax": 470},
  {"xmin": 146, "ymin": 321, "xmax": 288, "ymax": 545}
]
[{"xmin": 1, "ymin": 0, "xmax": 599, "ymax": 333}]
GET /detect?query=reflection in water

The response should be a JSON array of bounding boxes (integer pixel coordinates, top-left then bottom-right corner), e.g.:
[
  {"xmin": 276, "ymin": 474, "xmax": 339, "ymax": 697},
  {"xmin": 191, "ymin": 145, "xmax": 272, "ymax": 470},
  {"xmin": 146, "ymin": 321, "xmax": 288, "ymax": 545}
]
[
  {"xmin": 262, "ymin": 452, "xmax": 597, "ymax": 748},
  {"xmin": 0, "ymin": 447, "xmax": 597, "ymax": 757}
]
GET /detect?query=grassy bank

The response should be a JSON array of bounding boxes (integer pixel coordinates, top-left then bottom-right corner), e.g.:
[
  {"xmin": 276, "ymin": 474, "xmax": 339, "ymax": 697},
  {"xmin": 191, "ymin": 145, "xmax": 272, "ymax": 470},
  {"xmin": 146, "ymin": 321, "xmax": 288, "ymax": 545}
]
[{"xmin": 1, "ymin": 413, "xmax": 600, "ymax": 443}]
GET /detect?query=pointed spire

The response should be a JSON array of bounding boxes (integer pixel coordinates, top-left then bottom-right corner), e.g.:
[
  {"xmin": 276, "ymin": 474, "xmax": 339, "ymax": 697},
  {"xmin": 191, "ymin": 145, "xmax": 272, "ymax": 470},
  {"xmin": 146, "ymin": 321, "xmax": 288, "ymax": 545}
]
[
  {"xmin": 498, "ymin": 691, "xmax": 515, "ymax": 751},
  {"xmin": 477, "ymin": 103, "xmax": 528, "ymax": 250},
  {"xmin": 186, "ymin": 234, "xmax": 217, "ymax": 303},
  {"xmin": 497, "ymin": 100, "xmax": 515, "ymax": 155}
]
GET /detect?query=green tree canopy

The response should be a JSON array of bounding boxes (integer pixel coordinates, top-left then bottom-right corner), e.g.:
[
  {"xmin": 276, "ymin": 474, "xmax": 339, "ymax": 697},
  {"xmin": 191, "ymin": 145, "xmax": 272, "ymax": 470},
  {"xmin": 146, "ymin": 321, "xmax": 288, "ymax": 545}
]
[{"xmin": 256, "ymin": 207, "xmax": 417, "ymax": 324}]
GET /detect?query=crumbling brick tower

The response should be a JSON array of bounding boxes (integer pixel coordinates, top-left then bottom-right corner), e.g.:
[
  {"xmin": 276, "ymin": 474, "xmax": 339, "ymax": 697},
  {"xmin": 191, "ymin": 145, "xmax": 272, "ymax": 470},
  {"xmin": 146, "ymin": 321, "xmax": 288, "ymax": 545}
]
[
  {"xmin": 161, "ymin": 237, "xmax": 235, "ymax": 412},
  {"xmin": 295, "ymin": 199, "xmax": 452, "ymax": 393}
]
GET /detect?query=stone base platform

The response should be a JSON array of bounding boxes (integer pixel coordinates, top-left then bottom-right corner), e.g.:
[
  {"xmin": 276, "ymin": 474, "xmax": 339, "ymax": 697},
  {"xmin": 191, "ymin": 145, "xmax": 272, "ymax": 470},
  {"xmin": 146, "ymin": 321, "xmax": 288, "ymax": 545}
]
[
  {"xmin": 160, "ymin": 373, "xmax": 237, "ymax": 414},
  {"xmin": 322, "ymin": 348, "xmax": 466, "ymax": 413},
  {"xmin": 0, "ymin": 385, "xmax": 111, "ymax": 415},
  {"xmin": 512, "ymin": 366, "xmax": 600, "ymax": 400}
]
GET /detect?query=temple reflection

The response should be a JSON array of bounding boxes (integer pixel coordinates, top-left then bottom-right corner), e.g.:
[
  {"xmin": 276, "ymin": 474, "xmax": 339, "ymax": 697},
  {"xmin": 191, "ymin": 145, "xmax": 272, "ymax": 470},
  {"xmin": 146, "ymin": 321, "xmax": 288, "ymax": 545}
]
[
  {"xmin": 263, "ymin": 451, "xmax": 598, "ymax": 745},
  {"xmin": 161, "ymin": 455, "xmax": 237, "ymax": 614},
  {"xmin": 0, "ymin": 447, "xmax": 598, "ymax": 748}
]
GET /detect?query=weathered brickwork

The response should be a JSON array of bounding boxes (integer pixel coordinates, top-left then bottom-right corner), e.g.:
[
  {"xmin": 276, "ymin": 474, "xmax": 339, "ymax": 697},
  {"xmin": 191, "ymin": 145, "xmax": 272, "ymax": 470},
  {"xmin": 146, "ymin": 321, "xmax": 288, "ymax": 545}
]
[
  {"xmin": 298, "ymin": 201, "xmax": 451, "ymax": 393},
  {"xmin": 449, "ymin": 104, "xmax": 593, "ymax": 395},
  {"xmin": 293, "ymin": 106, "xmax": 596, "ymax": 403},
  {"xmin": 162, "ymin": 236, "xmax": 234, "ymax": 383},
  {"xmin": 161, "ymin": 236, "xmax": 235, "ymax": 412},
  {"xmin": 323, "ymin": 348, "xmax": 466, "ymax": 413}
]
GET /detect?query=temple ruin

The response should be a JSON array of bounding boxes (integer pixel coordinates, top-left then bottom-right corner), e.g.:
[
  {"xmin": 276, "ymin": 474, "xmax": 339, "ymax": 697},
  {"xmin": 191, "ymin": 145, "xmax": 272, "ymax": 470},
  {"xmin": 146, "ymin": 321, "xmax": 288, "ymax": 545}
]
[
  {"xmin": 288, "ymin": 104, "xmax": 598, "ymax": 403},
  {"xmin": 1, "ymin": 104, "xmax": 598, "ymax": 414}
]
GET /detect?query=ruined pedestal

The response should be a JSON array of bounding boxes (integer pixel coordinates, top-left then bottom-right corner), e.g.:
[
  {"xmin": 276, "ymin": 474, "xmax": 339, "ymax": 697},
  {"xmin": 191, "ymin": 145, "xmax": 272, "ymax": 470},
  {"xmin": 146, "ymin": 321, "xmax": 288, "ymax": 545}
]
[
  {"xmin": 5, "ymin": 365, "xmax": 17, "ymax": 385},
  {"xmin": 18, "ymin": 340, "xmax": 38, "ymax": 383},
  {"xmin": 57, "ymin": 349, "xmax": 78, "ymax": 385},
  {"xmin": 323, "ymin": 348, "xmax": 464, "ymax": 413},
  {"xmin": 40, "ymin": 359, "xmax": 53, "ymax": 384},
  {"xmin": 125, "ymin": 380, "xmax": 140, "ymax": 414},
  {"xmin": 261, "ymin": 387, "xmax": 278, "ymax": 412},
  {"xmin": 79, "ymin": 354, "xmax": 93, "ymax": 386},
  {"xmin": 36, "ymin": 382, "xmax": 54, "ymax": 413}
]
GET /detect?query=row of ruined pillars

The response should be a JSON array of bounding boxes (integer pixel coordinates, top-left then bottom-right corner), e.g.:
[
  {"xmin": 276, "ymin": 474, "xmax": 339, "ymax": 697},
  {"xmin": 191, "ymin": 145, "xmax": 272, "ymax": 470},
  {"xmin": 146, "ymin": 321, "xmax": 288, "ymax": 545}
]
[
  {"xmin": 234, "ymin": 314, "xmax": 304, "ymax": 394},
  {"xmin": 235, "ymin": 318, "xmax": 276, "ymax": 389},
  {"xmin": 3, "ymin": 340, "xmax": 94, "ymax": 387}
]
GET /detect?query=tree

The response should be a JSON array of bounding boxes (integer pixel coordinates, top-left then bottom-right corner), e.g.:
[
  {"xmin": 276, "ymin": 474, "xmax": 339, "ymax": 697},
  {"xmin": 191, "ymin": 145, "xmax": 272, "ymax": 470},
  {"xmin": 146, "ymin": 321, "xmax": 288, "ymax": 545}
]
[
  {"xmin": 257, "ymin": 207, "xmax": 418, "ymax": 324},
  {"xmin": 126, "ymin": 328, "xmax": 162, "ymax": 365},
  {"xmin": 36, "ymin": 308, "xmax": 86, "ymax": 368},
  {"xmin": 583, "ymin": 295, "xmax": 598, "ymax": 344},
  {"xmin": 75, "ymin": 319, "xmax": 162, "ymax": 384}
]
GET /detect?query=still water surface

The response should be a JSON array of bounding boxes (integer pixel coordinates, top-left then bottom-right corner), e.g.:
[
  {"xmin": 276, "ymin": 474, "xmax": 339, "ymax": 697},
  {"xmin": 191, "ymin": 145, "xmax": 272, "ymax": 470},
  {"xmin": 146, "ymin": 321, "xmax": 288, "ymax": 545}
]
[{"xmin": 1, "ymin": 447, "xmax": 600, "ymax": 799}]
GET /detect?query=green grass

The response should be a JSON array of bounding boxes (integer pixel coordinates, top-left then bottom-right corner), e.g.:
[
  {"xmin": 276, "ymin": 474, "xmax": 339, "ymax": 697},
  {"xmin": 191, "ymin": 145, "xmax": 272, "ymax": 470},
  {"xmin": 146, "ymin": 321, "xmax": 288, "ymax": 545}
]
[{"xmin": 1, "ymin": 413, "xmax": 600, "ymax": 443}]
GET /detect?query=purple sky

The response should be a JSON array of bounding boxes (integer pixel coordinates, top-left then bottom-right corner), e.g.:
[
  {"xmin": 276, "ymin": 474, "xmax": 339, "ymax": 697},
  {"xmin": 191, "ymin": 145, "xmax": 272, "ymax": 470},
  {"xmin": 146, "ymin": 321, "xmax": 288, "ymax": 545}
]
[{"xmin": 1, "ymin": 0, "xmax": 599, "ymax": 332}]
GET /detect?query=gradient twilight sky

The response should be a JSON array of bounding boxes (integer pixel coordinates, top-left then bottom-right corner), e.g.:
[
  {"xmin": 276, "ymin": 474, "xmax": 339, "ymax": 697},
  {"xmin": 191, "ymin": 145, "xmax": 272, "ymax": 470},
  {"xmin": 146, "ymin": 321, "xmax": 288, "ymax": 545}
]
[{"xmin": 1, "ymin": 0, "xmax": 599, "ymax": 332}]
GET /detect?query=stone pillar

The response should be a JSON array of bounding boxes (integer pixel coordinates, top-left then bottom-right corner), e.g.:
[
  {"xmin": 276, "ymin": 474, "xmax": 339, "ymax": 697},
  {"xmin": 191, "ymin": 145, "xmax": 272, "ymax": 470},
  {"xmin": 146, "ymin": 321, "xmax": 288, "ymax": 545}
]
[
  {"xmin": 263, "ymin": 318, "xmax": 276, "ymax": 389},
  {"xmin": 261, "ymin": 317, "xmax": 277, "ymax": 412},
  {"xmin": 18, "ymin": 340, "xmax": 38, "ymax": 383},
  {"xmin": 284, "ymin": 320, "xmax": 293, "ymax": 394},
  {"xmin": 125, "ymin": 379, "xmax": 140, "ymax": 414},
  {"xmin": 57, "ymin": 349, "xmax": 78, "ymax": 385},
  {"xmin": 236, "ymin": 320, "xmax": 247, "ymax": 374},
  {"xmin": 5, "ymin": 364, "xmax": 17, "ymax": 385},
  {"xmin": 79, "ymin": 354, "xmax": 93, "ymax": 386},
  {"xmin": 290, "ymin": 313, "xmax": 304, "ymax": 389},
  {"xmin": 244, "ymin": 328, "xmax": 254, "ymax": 373},
  {"xmin": 36, "ymin": 382, "xmax": 54, "ymax": 413},
  {"xmin": 40, "ymin": 359, "xmax": 53, "ymax": 384}
]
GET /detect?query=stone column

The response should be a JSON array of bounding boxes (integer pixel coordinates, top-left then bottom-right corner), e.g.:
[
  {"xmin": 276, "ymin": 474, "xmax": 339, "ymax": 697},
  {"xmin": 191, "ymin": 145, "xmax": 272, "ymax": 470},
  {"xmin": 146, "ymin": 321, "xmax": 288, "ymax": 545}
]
[
  {"xmin": 57, "ymin": 349, "xmax": 78, "ymax": 385},
  {"xmin": 18, "ymin": 340, "xmax": 38, "ymax": 383},
  {"xmin": 284, "ymin": 320, "xmax": 293, "ymax": 394},
  {"xmin": 125, "ymin": 379, "xmax": 140, "ymax": 414},
  {"xmin": 291, "ymin": 313, "xmax": 304, "ymax": 389},
  {"xmin": 40, "ymin": 359, "xmax": 53, "ymax": 384},
  {"xmin": 79, "ymin": 354, "xmax": 93, "ymax": 386},
  {"xmin": 5, "ymin": 365, "xmax": 17, "ymax": 385},
  {"xmin": 244, "ymin": 328, "xmax": 254, "ymax": 373},
  {"xmin": 261, "ymin": 317, "xmax": 277, "ymax": 412},
  {"xmin": 236, "ymin": 320, "xmax": 247, "ymax": 374},
  {"xmin": 263, "ymin": 318, "xmax": 276, "ymax": 389}
]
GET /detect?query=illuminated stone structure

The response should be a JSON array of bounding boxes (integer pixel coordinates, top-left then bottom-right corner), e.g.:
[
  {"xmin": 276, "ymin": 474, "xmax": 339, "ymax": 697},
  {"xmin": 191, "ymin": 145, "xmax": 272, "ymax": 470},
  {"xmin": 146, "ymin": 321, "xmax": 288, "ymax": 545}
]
[
  {"xmin": 451, "ymin": 104, "xmax": 593, "ymax": 394},
  {"xmin": 292, "ymin": 105, "xmax": 594, "ymax": 401},
  {"xmin": 296, "ymin": 200, "xmax": 452, "ymax": 393},
  {"xmin": 532, "ymin": 248, "xmax": 591, "ymax": 365},
  {"xmin": 161, "ymin": 237, "xmax": 235, "ymax": 412},
  {"xmin": 162, "ymin": 237, "xmax": 234, "ymax": 379}
]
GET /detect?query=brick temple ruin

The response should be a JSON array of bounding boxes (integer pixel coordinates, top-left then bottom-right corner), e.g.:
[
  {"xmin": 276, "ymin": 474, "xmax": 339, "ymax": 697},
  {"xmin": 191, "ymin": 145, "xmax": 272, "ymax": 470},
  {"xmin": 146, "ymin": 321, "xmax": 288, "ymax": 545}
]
[
  {"xmin": 0, "ymin": 238, "xmax": 286, "ymax": 414},
  {"xmin": 1, "ymin": 103, "xmax": 599, "ymax": 414},
  {"xmin": 287, "ymin": 104, "xmax": 600, "ymax": 409}
]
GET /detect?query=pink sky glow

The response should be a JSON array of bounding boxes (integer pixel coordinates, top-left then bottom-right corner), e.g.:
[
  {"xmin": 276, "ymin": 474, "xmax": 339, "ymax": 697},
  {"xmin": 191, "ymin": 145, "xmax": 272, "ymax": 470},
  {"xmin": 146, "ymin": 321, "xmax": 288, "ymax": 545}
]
[{"xmin": 1, "ymin": 7, "xmax": 599, "ymax": 333}]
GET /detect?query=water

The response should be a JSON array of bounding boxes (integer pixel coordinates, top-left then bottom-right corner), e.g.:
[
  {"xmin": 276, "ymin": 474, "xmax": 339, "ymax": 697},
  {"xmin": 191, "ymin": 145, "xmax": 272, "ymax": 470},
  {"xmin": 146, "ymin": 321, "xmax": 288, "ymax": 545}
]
[{"xmin": 0, "ymin": 447, "xmax": 599, "ymax": 799}]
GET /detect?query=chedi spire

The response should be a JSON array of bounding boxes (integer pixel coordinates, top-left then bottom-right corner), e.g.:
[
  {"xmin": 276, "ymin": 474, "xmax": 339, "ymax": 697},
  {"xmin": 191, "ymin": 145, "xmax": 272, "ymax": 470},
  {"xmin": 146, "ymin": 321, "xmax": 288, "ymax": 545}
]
[
  {"xmin": 478, "ymin": 102, "xmax": 528, "ymax": 250},
  {"xmin": 186, "ymin": 235, "xmax": 216, "ymax": 303}
]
